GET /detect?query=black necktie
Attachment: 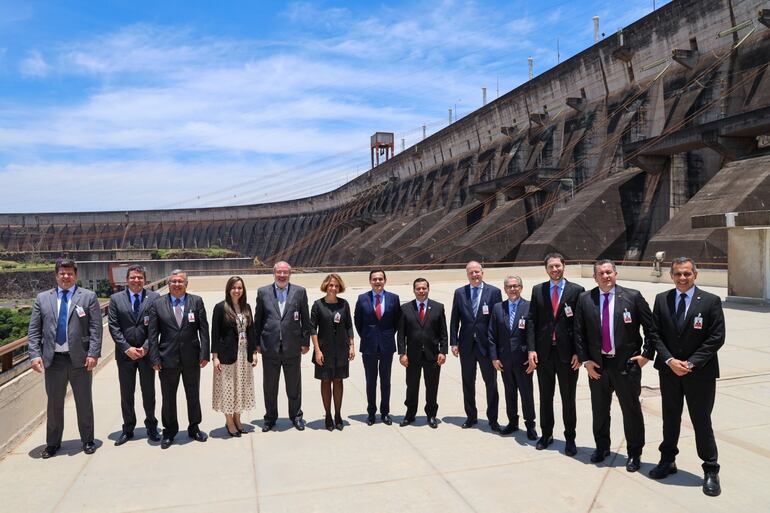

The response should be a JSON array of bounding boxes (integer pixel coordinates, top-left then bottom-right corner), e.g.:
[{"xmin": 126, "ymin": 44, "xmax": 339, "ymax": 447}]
[
  {"xmin": 675, "ymin": 293, "xmax": 687, "ymax": 330},
  {"xmin": 133, "ymin": 293, "xmax": 141, "ymax": 318}
]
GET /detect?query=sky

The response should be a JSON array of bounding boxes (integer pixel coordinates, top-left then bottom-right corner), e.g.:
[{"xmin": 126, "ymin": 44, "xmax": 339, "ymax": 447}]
[{"xmin": 0, "ymin": 0, "xmax": 670, "ymax": 213}]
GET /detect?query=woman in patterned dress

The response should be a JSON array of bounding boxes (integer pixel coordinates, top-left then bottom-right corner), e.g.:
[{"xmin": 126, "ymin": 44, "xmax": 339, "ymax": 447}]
[
  {"xmin": 211, "ymin": 276, "xmax": 258, "ymax": 436},
  {"xmin": 310, "ymin": 273, "xmax": 355, "ymax": 431}
]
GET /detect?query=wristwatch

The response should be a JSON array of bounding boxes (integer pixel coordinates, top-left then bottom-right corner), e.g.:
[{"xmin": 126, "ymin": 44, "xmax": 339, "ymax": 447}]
[{"xmin": 686, "ymin": 361, "xmax": 694, "ymax": 370}]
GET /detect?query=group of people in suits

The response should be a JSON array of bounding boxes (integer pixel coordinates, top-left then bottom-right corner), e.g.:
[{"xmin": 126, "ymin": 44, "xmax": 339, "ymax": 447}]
[{"xmin": 27, "ymin": 254, "xmax": 725, "ymax": 497}]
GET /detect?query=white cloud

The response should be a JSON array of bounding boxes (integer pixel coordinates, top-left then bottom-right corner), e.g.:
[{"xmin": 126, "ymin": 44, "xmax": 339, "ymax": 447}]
[{"xmin": 19, "ymin": 50, "xmax": 49, "ymax": 77}]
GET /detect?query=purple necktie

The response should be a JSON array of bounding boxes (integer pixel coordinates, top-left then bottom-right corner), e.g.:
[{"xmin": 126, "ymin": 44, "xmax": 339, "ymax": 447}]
[{"xmin": 601, "ymin": 293, "xmax": 612, "ymax": 353}]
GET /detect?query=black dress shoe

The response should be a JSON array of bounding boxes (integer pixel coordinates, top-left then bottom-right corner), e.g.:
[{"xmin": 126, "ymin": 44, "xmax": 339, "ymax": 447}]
[
  {"xmin": 626, "ymin": 455, "xmax": 641, "ymax": 473},
  {"xmin": 526, "ymin": 427, "xmax": 538, "ymax": 441},
  {"xmin": 189, "ymin": 430, "xmax": 208, "ymax": 442},
  {"xmin": 160, "ymin": 437, "xmax": 174, "ymax": 449},
  {"xmin": 227, "ymin": 426, "xmax": 241, "ymax": 437},
  {"xmin": 648, "ymin": 460, "xmax": 677, "ymax": 479},
  {"xmin": 147, "ymin": 429, "xmax": 161, "ymax": 442},
  {"xmin": 428, "ymin": 417, "xmax": 438, "ymax": 429},
  {"xmin": 262, "ymin": 422, "xmax": 275, "ymax": 433},
  {"xmin": 489, "ymin": 421, "xmax": 501, "ymax": 433},
  {"xmin": 41, "ymin": 445, "xmax": 60, "ymax": 459},
  {"xmin": 590, "ymin": 448, "xmax": 610, "ymax": 463},
  {"xmin": 83, "ymin": 441, "xmax": 97, "ymax": 455},
  {"xmin": 500, "ymin": 423, "xmax": 519, "ymax": 435},
  {"xmin": 335, "ymin": 416, "xmax": 344, "ymax": 431},
  {"xmin": 381, "ymin": 414, "xmax": 392, "ymax": 426},
  {"xmin": 536, "ymin": 435, "xmax": 553, "ymax": 450},
  {"xmin": 461, "ymin": 418, "xmax": 478, "ymax": 429},
  {"xmin": 293, "ymin": 418, "xmax": 306, "ymax": 431},
  {"xmin": 703, "ymin": 471, "xmax": 721, "ymax": 497},
  {"xmin": 366, "ymin": 415, "xmax": 375, "ymax": 426},
  {"xmin": 114, "ymin": 431, "xmax": 133, "ymax": 446},
  {"xmin": 399, "ymin": 418, "xmax": 414, "ymax": 427},
  {"xmin": 325, "ymin": 414, "xmax": 334, "ymax": 431},
  {"xmin": 564, "ymin": 440, "xmax": 577, "ymax": 457}
]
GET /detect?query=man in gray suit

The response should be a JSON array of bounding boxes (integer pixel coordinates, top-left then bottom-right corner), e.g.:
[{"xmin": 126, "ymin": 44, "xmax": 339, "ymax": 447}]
[
  {"xmin": 108, "ymin": 264, "xmax": 161, "ymax": 446},
  {"xmin": 28, "ymin": 258, "xmax": 103, "ymax": 458},
  {"xmin": 148, "ymin": 269, "xmax": 210, "ymax": 449},
  {"xmin": 254, "ymin": 261, "xmax": 310, "ymax": 432}
]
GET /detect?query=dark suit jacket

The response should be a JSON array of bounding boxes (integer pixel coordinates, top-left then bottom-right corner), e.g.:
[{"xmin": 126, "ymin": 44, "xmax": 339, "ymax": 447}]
[
  {"xmin": 574, "ymin": 285, "xmax": 657, "ymax": 370},
  {"xmin": 210, "ymin": 301, "xmax": 257, "ymax": 365},
  {"xmin": 397, "ymin": 300, "xmax": 448, "ymax": 361},
  {"xmin": 354, "ymin": 290, "xmax": 401, "ymax": 355},
  {"xmin": 449, "ymin": 282, "xmax": 503, "ymax": 356},
  {"xmin": 652, "ymin": 287, "xmax": 725, "ymax": 380},
  {"xmin": 488, "ymin": 298, "xmax": 530, "ymax": 362},
  {"xmin": 253, "ymin": 283, "xmax": 310, "ymax": 357},
  {"xmin": 27, "ymin": 286, "xmax": 103, "ymax": 369},
  {"xmin": 526, "ymin": 280, "xmax": 585, "ymax": 363},
  {"xmin": 108, "ymin": 289, "xmax": 160, "ymax": 357},
  {"xmin": 148, "ymin": 293, "xmax": 210, "ymax": 368}
]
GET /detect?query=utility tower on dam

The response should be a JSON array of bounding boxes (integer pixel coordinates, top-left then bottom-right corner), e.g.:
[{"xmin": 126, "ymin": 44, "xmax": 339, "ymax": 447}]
[{"xmin": 2, "ymin": 0, "xmax": 770, "ymax": 266}]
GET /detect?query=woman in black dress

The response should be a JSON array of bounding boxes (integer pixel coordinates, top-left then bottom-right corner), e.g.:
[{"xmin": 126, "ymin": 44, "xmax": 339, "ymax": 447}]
[{"xmin": 310, "ymin": 273, "xmax": 355, "ymax": 431}]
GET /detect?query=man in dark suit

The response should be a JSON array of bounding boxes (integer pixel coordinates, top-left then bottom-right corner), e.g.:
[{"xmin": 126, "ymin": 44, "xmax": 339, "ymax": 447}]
[
  {"xmin": 148, "ymin": 269, "xmax": 210, "ymax": 449},
  {"xmin": 27, "ymin": 259, "xmax": 103, "ymax": 458},
  {"xmin": 527, "ymin": 253, "xmax": 584, "ymax": 456},
  {"xmin": 488, "ymin": 275, "xmax": 537, "ymax": 440},
  {"xmin": 450, "ymin": 261, "xmax": 503, "ymax": 431},
  {"xmin": 574, "ymin": 260, "xmax": 657, "ymax": 472},
  {"xmin": 108, "ymin": 264, "xmax": 161, "ymax": 445},
  {"xmin": 648, "ymin": 257, "xmax": 725, "ymax": 497},
  {"xmin": 397, "ymin": 278, "xmax": 448, "ymax": 429},
  {"xmin": 253, "ymin": 260, "xmax": 311, "ymax": 432},
  {"xmin": 354, "ymin": 269, "xmax": 401, "ymax": 426}
]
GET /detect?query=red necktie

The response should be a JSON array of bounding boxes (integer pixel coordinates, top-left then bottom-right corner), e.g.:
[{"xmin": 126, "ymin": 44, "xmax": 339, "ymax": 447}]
[
  {"xmin": 551, "ymin": 285, "xmax": 559, "ymax": 317},
  {"xmin": 419, "ymin": 302, "xmax": 425, "ymax": 323},
  {"xmin": 375, "ymin": 294, "xmax": 382, "ymax": 320}
]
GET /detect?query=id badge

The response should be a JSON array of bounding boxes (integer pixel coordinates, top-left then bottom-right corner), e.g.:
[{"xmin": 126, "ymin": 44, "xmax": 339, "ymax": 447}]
[
  {"xmin": 482, "ymin": 304, "xmax": 489, "ymax": 315},
  {"xmin": 564, "ymin": 305, "xmax": 573, "ymax": 317},
  {"xmin": 143, "ymin": 315, "xmax": 150, "ymax": 326},
  {"xmin": 293, "ymin": 311, "xmax": 300, "ymax": 321},
  {"xmin": 623, "ymin": 310, "xmax": 632, "ymax": 324},
  {"xmin": 518, "ymin": 318, "xmax": 526, "ymax": 329},
  {"xmin": 188, "ymin": 312, "xmax": 195, "ymax": 323},
  {"xmin": 693, "ymin": 314, "xmax": 703, "ymax": 330},
  {"xmin": 76, "ymin": 305, "xmax": 86, "ymax": 318},
  {"xmin": 334, "ymin": 312, "xmax": 341, "ymax": 324}
]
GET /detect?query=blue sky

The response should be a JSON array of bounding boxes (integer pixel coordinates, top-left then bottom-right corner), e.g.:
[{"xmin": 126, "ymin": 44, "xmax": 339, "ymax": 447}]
[{"xmin": 0, "ymin": 0, "xmax": 669, "ymax": 212}]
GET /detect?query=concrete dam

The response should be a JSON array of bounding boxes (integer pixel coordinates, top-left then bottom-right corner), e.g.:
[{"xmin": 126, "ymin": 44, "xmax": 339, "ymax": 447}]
[{"xmin": 2, "ymin": 0, "xmax": 770, "ymax": 267}]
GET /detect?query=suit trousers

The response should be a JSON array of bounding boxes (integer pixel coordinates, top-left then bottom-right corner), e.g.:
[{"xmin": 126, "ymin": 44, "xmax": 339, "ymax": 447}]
[
  {"xmin": 362, "ymin": 353, "xmax": 393, "ymax": 416},
  {"xmin": 44, "ymin": 353, "xmax": 94, "ymax": 446},
  {"xmin": 159, "ymin": 365, "xmax": 202, "ymax": 438},
  {"xmin": 403, "ymin": 355, "xmax": 441, "ymax": 419},
  {"xmin": 588, "ymin": 357, "xmax": 644, "ymax": 456},
  {"xmin": 500, "ymin": 352, "xmax": 535, "ymax": 428},
  {"xmin": 262, "ymin": 353, "xmax": 302, "ymax": 423},
  {"xmin": 116, "ymin": 354, "xmax": 157, "ymax": 433},
  {"xmin": 459, "ymin": 349, "xmax": 499, "ymax": 422},
  {"xmin": 658, "ymin": 369, "xmax": 719, "ymax": 472},
  {"xmin": 536, "ymin": 350, "xmax": 578, "ymax": 440}
]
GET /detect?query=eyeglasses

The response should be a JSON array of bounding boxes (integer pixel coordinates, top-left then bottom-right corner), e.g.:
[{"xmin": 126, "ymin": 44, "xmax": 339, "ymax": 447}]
[
  {"xmin": 504, "ymin": 284, "xmax": 522, "ymax": 289},
  {"xmin": 672, "ymin": 272, "xmax": 694, "ymax": 278}
]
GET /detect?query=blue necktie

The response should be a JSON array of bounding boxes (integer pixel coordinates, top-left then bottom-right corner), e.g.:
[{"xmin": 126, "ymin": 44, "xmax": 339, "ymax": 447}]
[
  {"xmin": 55, "ymin": 289, "xmax": 69, "ymax": 344},
  {"xmin": 676, "ymin": 293, "xmax": 687, "ymax": 330},
  {"xmin": 471, "ymin": 287, "xmax": 480, "ymax": 317},
  {"xmin": 509, "ymin": 302, "xmax": 516, "ymax": 331},
  {"xmin": 133, "ymin": 293, "xmax": 141, "ymax": 318}
]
